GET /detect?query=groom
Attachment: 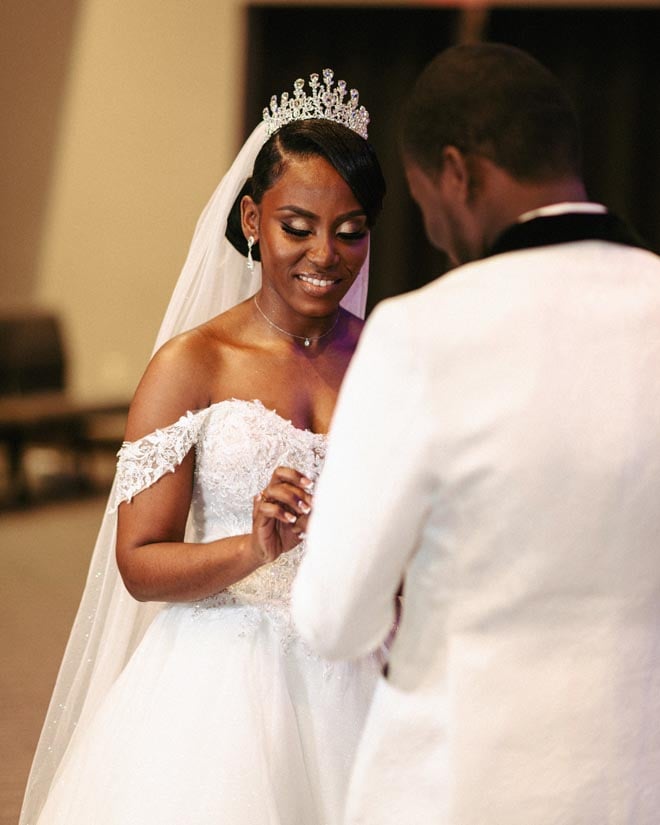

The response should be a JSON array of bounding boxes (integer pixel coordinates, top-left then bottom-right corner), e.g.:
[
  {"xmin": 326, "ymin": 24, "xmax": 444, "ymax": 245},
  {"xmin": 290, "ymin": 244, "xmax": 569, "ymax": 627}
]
[{"xmin": 292, "ymin": 44, "xmax": 660, "ymax": 824}]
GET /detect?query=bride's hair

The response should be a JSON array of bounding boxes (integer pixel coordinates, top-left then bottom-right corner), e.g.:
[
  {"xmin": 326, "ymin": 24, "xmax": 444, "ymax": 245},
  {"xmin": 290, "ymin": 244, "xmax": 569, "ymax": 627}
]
[{"xmin": 225, "ymin": 119, "xmax": 386, "ymax": 260}]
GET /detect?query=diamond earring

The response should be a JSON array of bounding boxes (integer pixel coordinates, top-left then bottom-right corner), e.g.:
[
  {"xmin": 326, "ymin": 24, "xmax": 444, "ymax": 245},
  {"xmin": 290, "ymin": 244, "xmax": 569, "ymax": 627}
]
[{"xmin": 246, "ymin": 235, "xmax": 255, "ymax": 271}]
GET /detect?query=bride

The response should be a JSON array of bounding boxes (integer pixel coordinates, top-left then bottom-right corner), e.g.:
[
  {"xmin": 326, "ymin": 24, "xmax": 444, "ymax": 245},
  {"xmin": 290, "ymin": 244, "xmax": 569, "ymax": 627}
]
[{"xmin": 20, "ymin": 70, "xmax": 386, "ymax": 825}]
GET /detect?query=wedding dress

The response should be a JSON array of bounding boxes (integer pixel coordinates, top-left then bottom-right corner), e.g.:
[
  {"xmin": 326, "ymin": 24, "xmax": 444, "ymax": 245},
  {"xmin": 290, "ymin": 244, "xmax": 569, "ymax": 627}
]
[{"xmin": 35, "ymin": 398, "xmax": 380, "ymax": 824}]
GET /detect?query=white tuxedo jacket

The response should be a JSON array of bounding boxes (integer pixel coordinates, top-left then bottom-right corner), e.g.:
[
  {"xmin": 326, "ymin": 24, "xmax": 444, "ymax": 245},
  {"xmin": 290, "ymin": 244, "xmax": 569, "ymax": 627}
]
[{"xmin": 292, "ymin": 236, "xmax": 660, "ymax": 824}]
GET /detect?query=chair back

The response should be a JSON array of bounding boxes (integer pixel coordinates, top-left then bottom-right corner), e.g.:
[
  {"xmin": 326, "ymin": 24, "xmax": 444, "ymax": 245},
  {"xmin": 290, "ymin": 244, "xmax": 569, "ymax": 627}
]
[{"xmin": 0, "ymin": 312, "xmax": 66, "ymax": 395}]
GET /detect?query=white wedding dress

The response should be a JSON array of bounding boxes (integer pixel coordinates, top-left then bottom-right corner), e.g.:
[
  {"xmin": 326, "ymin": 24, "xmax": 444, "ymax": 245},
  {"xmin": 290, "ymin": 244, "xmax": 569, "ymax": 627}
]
[{"xmin": 35, "ymin": 398, "xmax": 380, "ymax": 825}]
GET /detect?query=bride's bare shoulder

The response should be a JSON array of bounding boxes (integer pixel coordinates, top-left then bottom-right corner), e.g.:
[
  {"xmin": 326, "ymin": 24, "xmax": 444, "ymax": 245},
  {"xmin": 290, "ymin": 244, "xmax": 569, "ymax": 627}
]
[
  {"xmin": 154, "ymin": 300, "xmax": 252, "ymax": 371},
  {"xmin": 124, "ymin": 306, "xmax": 250, "ymax": 440}
]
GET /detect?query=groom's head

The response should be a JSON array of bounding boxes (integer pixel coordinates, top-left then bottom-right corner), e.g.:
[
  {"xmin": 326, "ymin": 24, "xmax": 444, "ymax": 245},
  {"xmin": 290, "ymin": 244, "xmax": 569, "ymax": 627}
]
[{"xmin": 401, "ymin": 43, "xmax": 584, "ymax": 265}]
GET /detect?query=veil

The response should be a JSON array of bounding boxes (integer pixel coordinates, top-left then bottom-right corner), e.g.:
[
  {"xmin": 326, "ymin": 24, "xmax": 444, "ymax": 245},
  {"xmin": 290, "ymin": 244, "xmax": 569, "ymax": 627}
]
[{"xmin": 19, "ymin": 120, "xmax": 369, "ymax": 824}]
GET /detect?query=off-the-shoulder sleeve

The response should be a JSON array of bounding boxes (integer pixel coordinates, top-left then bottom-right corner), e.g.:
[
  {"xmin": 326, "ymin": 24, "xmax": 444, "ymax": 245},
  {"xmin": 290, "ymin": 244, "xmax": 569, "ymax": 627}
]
[{"xmin": 108, "ymin": 410, "xmax": 204, "ymax": 511}]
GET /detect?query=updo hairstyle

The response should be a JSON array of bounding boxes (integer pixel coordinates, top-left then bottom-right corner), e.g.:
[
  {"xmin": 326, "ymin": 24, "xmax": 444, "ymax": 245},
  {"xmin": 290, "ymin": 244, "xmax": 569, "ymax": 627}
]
[{"xmin": 225, "ymin": 119, "xmax": 386, "ymax": 261}]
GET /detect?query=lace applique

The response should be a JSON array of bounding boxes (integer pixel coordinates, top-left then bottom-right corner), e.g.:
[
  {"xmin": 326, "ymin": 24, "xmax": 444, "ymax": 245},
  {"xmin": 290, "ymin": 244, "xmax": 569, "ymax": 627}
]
[
  {"xmin": 192, "ymin": 544, "xmax": 307, "ymax": 652},
  {"xmin": 109, "ymin": 410, "xmax": 207, "ymax": 511},
  {"xmin": 188, "ymin": 399, "xmax": 325, "ymax": 542},
  {"xmin": 108, "ymin": 398, "xmax": 328, "ymax": 651}
]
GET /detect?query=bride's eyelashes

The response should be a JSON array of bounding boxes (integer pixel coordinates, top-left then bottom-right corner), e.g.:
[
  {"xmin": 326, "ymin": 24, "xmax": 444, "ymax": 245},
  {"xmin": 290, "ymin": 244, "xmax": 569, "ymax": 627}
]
[
  {"xmin": 280, "ymin": 223, "xmax": 368, "ymax": 242},
  {"xmin": 337, "ymin": 229, "xmax": 368, "ymax": 241},
  {"xmin": 281, "ymin": 223, "xmax": 310, "ymax": 238}
]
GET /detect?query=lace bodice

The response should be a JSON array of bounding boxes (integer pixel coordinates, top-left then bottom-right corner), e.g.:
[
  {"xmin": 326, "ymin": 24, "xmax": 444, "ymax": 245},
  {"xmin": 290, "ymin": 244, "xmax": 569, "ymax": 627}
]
[{"xmin": 111, "ymin": 399, "xmax": 326, "ymax": 620}]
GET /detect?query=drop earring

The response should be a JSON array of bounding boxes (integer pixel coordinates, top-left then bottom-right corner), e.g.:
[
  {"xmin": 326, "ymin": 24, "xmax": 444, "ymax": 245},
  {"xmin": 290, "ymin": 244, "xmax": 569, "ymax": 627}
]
[{"xmin": 246, "ymin": 235, "xmax": 255, "ymax": 271}]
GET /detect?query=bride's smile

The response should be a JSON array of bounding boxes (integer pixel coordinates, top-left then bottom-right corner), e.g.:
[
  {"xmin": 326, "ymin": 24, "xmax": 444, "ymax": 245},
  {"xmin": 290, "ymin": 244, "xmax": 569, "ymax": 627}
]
[{"xmin": 242, "ymin": 153, "xmax": 369, "ymax": 329}]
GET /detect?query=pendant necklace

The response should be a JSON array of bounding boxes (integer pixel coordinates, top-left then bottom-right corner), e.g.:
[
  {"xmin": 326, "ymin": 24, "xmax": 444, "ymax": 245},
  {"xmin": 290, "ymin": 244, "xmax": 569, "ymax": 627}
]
[{"xmin": 253, "ymin": 295, "xmax": 340, "ymax": 348}]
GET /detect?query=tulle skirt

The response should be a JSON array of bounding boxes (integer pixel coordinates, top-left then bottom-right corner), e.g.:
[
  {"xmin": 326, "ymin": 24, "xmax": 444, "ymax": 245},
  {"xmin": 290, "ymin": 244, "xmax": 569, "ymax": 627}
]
[{"xmin": 35, "ymin": 600, "xmax": 380, "ymax": 825}]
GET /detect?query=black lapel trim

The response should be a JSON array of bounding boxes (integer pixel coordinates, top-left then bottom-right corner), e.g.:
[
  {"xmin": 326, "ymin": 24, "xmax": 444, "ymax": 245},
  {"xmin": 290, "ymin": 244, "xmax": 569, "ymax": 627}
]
[{"xmin": 488, "ymin": 212, "xmax": 650, "ymax": 258}]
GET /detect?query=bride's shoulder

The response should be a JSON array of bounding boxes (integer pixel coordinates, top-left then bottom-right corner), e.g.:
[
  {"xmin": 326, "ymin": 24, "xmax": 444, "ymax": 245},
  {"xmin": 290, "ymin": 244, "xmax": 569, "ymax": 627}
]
[
  {"xmin": 125, "ymin": 309, "xmax": 250, "ymax": 441},
  {"xmin": 123, "ymin": 329, "xmax": 217, "ymax": 441},
  {"xmin": 153, "ymin": 308, "xmax": 244, "ymax": 372}
]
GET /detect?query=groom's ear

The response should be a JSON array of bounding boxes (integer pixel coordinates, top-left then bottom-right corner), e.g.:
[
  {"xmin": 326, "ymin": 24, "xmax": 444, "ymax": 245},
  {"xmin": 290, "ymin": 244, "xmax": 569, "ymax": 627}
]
[
  {"xmin": 441, "ymin": 146, "xmax": 472, "ymax": 204},
  {"xmin": 240, "ymin": 195, "xmax": 260, "ymax": 242},
  {"xmin": 442, "ymin": 146, "xmax": 489, "ymax": 207}
]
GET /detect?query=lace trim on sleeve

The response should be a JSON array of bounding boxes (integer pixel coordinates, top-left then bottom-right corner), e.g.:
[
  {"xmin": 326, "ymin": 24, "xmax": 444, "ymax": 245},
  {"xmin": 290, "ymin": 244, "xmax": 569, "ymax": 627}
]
[{"xmin": 108, "ymin": 410, "xmax": 203, "ymax": 511}]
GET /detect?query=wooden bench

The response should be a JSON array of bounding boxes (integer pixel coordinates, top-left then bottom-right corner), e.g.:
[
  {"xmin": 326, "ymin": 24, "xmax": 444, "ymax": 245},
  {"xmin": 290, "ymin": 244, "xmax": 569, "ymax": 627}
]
[{"xmin": 0, "ymin": 311, "xmax": 129, "ymax": 506}]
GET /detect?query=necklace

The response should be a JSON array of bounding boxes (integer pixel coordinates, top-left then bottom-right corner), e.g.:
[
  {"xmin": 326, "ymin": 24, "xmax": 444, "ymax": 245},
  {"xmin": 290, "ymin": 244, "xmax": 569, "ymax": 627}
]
[{"xmin": 253, "ymin": 295, "xmax": 340, "ymax": 348}]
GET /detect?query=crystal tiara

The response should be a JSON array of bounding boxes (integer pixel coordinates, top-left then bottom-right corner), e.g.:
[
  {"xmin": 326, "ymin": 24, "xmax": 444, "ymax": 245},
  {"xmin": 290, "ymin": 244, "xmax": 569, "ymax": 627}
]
[{"xmin": 262, "ymin": 68, "xmax": 370, "ymax": 140}]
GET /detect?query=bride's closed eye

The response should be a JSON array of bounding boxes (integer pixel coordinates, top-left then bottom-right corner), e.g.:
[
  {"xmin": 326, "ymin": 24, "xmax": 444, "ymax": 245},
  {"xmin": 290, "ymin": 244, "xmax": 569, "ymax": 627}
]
[
  {"xmin": 337, "ymin": 229, "xmax": 368, "ymax": 241},
  {"xmin": 280, "ymin": 221, "xmax": 368, "ymax": 243},
  {"xmin": 281, "ymin": 223, "xmax": 368, "ymax": 242},
  {"xmin": 281, "ymin": 223, "xmax": 310, "ymax": 238},
  {"xmin": 336, "ymin": 221, "xmax": 368, "ymax": 242}
]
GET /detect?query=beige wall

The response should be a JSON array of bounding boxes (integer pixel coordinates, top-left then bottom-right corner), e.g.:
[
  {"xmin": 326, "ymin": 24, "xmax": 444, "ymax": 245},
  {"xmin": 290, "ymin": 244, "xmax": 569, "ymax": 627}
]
[
  {"xmin": 0, "ymin": 0, "xmax": 79, "ymax": 305},
  {"xmin": 34, "ymin": 0, "xmax": 245, "ymax": 399}
]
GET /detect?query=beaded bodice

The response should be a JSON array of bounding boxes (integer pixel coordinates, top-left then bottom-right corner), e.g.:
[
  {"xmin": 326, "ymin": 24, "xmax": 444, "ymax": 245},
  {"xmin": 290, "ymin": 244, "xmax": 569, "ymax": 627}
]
[{"xmin": 111, "ymin": 399, "xmax": 326, "ymax": 617}]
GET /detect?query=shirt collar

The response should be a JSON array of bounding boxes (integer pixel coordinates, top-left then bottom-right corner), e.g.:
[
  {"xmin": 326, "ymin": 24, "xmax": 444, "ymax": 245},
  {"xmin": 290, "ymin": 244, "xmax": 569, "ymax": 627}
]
[{"xmin": 517, "ymin": 202, "xmax": 607, "ymax": 224}]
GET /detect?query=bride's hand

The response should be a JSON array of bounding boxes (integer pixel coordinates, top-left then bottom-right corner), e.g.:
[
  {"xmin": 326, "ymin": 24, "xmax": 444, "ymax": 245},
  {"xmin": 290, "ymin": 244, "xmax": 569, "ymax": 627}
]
[{"xmin": 250, "ymin": 467, "xmax": 313, "ymax": 565}]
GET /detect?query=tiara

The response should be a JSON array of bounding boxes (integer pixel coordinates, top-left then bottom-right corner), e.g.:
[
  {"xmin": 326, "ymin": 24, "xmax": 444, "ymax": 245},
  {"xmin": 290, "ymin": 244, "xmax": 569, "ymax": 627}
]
[{"xmin": 262, "ymin": 68, "xmax": 370, "ymax": 140}]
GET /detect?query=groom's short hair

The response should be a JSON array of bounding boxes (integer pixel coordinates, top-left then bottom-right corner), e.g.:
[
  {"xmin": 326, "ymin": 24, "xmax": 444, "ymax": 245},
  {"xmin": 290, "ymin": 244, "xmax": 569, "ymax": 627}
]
[{"xmin": 401, "ymin": 43, "xmax": 582, "ymax": 183}]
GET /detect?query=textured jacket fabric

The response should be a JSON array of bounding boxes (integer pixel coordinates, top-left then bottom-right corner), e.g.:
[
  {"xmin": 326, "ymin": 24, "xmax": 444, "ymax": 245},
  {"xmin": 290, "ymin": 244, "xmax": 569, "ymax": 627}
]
[{"xmin": 293, "ymin": 232, "xmax": 660, "ymax": 825}]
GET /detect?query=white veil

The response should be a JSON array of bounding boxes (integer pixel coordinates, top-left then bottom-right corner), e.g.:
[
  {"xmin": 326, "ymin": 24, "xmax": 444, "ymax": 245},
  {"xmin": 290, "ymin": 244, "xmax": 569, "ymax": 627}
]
[{"xmin": 19, "ymin": 120, "xmax": 369, "ymax": 825}]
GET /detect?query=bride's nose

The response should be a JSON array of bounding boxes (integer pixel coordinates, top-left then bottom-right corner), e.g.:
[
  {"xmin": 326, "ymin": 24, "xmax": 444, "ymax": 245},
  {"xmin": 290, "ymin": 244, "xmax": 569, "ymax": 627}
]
[{"xmin": 306, "ymin": 232, "xmax": 339, "ymax": 269}]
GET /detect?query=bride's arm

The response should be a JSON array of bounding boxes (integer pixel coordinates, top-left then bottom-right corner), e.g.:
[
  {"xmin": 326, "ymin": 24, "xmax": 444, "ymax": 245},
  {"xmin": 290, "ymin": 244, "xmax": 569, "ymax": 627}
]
[{"xmin": 115, "ymin": 333, "xmax": 311, "ymax": 603}]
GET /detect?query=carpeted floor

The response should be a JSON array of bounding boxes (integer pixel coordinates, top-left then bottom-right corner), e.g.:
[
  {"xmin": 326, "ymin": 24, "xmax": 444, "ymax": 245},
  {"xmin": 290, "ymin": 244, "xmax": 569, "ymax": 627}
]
[{"xmin": 0, "ymin": 495, "xmax": 107, "ymax": 825}]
